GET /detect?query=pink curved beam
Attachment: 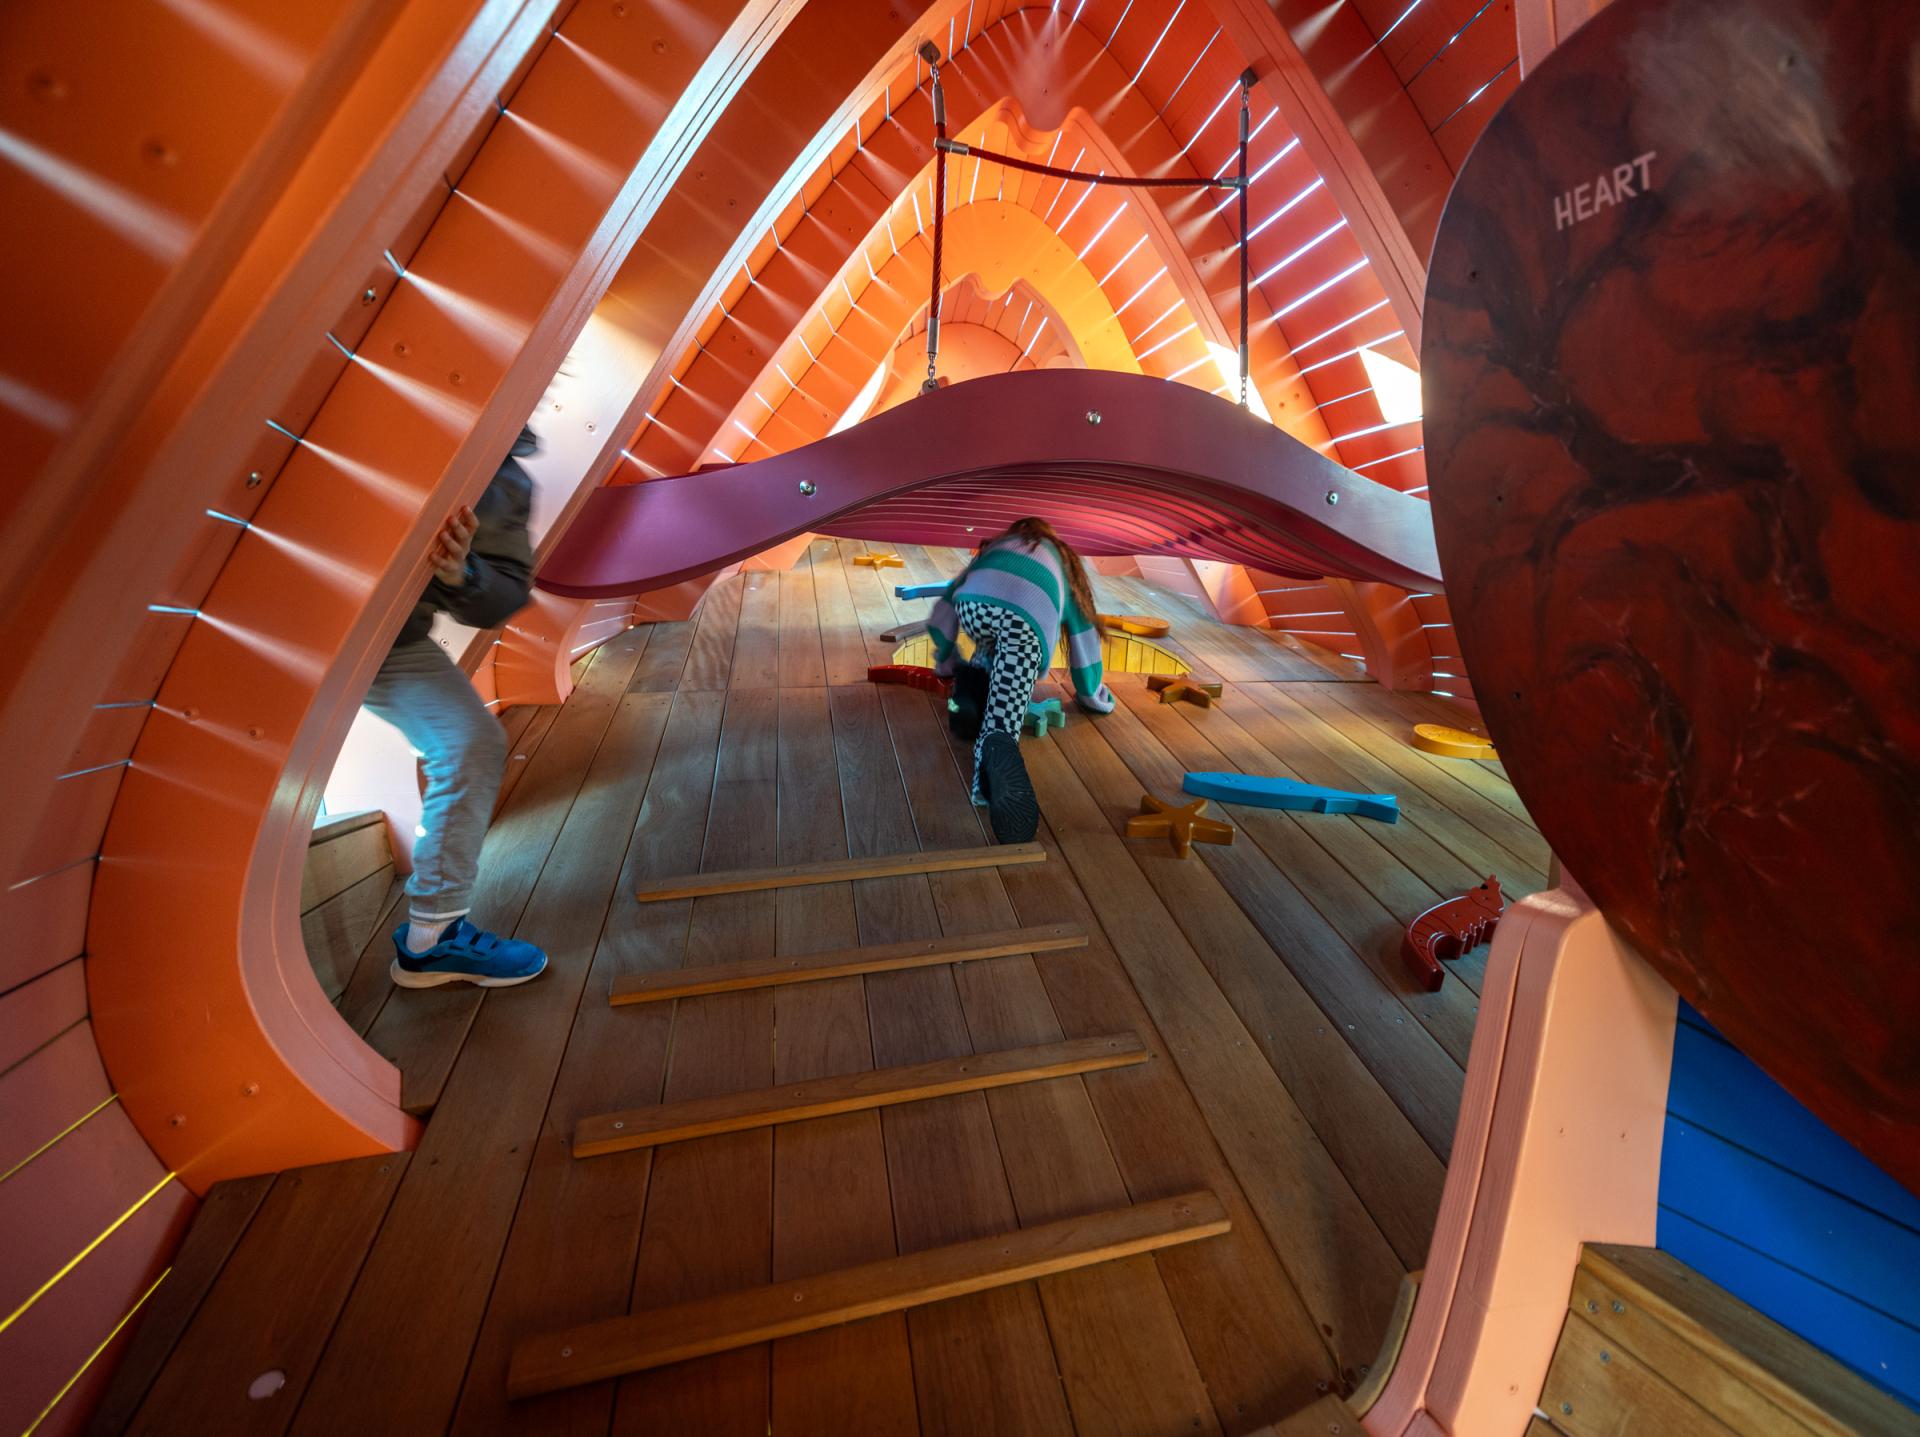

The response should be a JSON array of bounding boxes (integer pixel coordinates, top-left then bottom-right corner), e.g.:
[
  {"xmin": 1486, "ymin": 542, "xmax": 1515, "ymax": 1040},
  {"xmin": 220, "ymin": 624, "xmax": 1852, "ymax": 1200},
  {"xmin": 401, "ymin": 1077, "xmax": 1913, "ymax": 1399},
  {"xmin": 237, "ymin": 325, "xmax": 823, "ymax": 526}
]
[{"xmin": 538, "ymin": 371, "xmax": 1441, "ymax": 596}]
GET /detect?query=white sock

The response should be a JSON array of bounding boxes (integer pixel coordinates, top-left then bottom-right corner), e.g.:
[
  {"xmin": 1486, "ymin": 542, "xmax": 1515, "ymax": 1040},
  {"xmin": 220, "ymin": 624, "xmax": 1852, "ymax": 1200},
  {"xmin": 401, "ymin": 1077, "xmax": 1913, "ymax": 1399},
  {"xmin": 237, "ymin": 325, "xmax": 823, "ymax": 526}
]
[{"xmin": 404, "ymin": 917, "xmax": 454, "ymax": 953}]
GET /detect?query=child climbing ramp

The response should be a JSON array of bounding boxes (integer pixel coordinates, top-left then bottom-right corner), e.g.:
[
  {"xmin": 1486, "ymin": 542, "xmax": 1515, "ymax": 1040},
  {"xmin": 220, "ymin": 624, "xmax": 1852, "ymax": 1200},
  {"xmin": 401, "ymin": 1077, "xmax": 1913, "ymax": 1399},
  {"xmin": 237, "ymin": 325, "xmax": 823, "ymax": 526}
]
[{"xmin": 929, "ymin": 518, "xmax": 1116, "ymax": 843}]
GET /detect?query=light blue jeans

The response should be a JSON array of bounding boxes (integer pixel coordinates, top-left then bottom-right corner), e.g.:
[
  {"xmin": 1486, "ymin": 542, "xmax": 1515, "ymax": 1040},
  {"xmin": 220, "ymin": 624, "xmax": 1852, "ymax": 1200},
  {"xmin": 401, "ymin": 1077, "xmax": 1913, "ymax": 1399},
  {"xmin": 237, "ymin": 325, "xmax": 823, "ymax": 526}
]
[{"xmin": 361, "ymin": 637, "xmax": 506, "ymax": 928}]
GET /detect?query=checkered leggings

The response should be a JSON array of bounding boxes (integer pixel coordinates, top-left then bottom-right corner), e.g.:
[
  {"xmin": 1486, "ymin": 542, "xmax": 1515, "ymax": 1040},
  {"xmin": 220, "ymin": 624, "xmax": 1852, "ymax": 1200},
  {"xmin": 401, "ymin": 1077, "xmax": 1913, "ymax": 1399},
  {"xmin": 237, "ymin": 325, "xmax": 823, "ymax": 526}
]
[{"xmin": 956, "ymin": 599, "xmax": 1050, "ymax": 801}]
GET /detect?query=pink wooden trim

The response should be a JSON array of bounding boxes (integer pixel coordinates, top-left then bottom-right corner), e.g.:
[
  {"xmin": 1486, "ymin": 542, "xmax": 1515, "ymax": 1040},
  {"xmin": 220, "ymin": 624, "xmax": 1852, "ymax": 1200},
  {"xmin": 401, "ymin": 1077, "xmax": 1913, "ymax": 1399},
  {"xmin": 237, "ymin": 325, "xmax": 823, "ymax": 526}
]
[
  {"xmin": 0, "ymin": 958, "xmax": 88, "ymax": 1074},
  {"xmin": 0, "ymin": 1170, "xmax": 192, "ymax": 1437},
  {"xmin": 1, "ymin": 861, "xmax": 92, "ymax": 995},
  {"xmin": 1366, "ymin": 884, "xmax": 1676, "ymax": 1436},
  {"xmin": 0, "ymin": 1021, "xmax": 112, "ymax": 1179}
]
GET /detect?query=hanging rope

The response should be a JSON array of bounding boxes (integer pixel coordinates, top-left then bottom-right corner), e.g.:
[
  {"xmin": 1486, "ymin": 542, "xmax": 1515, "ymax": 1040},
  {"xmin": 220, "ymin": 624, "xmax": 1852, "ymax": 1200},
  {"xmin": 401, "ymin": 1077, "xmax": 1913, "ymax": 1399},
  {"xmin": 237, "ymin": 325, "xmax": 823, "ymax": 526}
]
[
  {"xmin": 923, "ymin": 41, "xmax": 946, "ymax": 395},
  {"xmin": 919, "ymin": 46, "xmax": 1256, "ymax": 410},
  {"xmin": 1237, "ymin": 68, "xmax": 1252, "ymax": 410}
]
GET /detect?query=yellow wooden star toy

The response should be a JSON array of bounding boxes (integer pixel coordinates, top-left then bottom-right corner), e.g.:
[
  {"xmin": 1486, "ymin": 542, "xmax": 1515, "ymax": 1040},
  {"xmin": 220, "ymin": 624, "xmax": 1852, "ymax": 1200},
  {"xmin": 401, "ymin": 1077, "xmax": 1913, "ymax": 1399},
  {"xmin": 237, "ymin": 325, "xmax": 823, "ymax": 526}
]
[
  {"xmin": 851, "ymin": 551, "xmax": 905, "ymax": 569},
  {"xmin": 1125, "ymin": 793, "xmax": 1235, "ymax": 858}
]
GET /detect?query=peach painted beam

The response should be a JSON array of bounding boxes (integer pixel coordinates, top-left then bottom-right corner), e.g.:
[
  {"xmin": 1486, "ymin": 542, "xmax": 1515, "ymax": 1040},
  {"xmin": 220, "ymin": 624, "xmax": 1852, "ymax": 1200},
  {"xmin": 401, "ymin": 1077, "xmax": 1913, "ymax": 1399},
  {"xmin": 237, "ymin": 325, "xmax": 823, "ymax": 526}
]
[{"xmin": 1364, "ymin": 884, "xmax": 1675, "ymax": 1437}]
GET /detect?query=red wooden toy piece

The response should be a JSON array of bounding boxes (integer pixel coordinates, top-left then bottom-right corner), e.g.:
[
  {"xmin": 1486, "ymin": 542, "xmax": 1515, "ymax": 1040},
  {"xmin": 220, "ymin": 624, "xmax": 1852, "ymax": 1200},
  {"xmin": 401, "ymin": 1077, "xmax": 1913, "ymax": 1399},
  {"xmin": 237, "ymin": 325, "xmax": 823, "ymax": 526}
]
[
  {"xmin": 1401, "ymin": 876, "xmax": 1505, "ymax": 992},
  {"xmin": 866, "ymin": 664, "xmax": 951, "ymax": 696}
]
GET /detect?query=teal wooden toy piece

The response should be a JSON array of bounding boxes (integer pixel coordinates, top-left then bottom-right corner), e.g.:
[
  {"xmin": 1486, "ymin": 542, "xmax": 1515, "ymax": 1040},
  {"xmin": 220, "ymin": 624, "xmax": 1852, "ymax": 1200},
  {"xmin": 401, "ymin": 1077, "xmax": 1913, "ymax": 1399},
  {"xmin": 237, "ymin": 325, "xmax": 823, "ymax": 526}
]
[
  {"xmin": 1023, "ymin": 698, "xmax": 1066, "ymax": 737},
  {"xmin": 894, "ymin": 581, "xmax": 948, "ymax": 599},
  {"xmin": 1182, "ymin": 771, "xmax": 1398, "ymax": 824}
]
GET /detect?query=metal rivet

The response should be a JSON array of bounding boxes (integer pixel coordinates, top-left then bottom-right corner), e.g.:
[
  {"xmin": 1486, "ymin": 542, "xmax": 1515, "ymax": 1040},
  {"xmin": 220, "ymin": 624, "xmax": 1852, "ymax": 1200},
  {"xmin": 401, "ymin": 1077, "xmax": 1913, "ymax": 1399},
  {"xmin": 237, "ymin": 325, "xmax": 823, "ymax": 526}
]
[
  {"xmin": 652, "ymin": 37, "xmax": 666, "ymax": 52},
  {"xmin": 1599, "ymin": 1350, "xmax": 1611, "ymax": 1364},
  {"xmin": 1561, "ymin": 1402, "xmax": 1573, "ymax": 1415},
  {"xmin": 1587, "ymin": 1299, "xmax": 1599, "ymax": 1313},
  {"xmin": 242, "ymin": 1083, "xmax": 260, "ymax": 1097},
  {"xmin": 246, "ymin": 471, "xmax": 263, "ymax": 489},
  {"xmin": 142, "ymin": 139, "xmax": 178, "ymax": 166},
  {"xmin": 169, "ymin": 1113, "xmax": 186, "ymax": 1127},
  {"xmin": 793, "ymin": 1292, "xmax": 804, "ymax": 1302},
  {"xmin": 247, "ymin": 725, "xmax": 264, "ymax": 739},
  {"xmin": 1086, "ymin": 410, "xmax": 1102, "ymax": 424},
  {"xmin": 798, "ymin": 480, "xmax": 817, "ymax": 496},
  {"xmin": 586, "ymin": 422, "xmax": 595, "ymax": 432},
  {"xmin": 612, "ymin": 1121, "xmax": 625, "ymax": 1129},
  {"xmin": 561, "ymin": 1346, "xmax": 573, "ymax": 1358},
  {"xmin": 181, "ymin": 707, "xmax": 200, "ymax": 722},
  {"xmin": 393, "ymin": 341, "xmax": 410, "ymax": 357},
  {"xmin": 1611, "ymin": 1300, "xmax": 1625, "ymax": 1314},
  {"xmin": 449, "ymin": 371, "xmax": 464, "ymax": 385},
  {"xmin": 362, "ymin": 287, "xmax": 377, "ymax": 305},
  {"xmin": 28, "ymin": 70, "xmax": 68, "ymax": 100},
  {"xmin": 1325, "ymin": 490, "xmax": 1340, "ymax": 505}
]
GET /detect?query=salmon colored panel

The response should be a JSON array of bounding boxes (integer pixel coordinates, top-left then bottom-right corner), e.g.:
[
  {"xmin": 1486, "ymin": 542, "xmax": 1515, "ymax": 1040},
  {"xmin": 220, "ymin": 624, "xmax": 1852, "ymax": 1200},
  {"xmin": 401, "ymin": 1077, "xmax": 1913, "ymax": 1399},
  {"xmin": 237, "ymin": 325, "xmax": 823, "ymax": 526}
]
[
  {"xmin": 1365, "ymin": 888, "xmax": 1673, "ymax": 1436},
  {"xmin": 0, "ymin": 862, "xmax": 92, "ymax": 995},
  {"xmin": 0, "ymin": 1175, "xmax": 192, "ymax": 1437},
  {"xmin": 0, "ymin": 1021, "xmax": 112, "ymax": 1179},
  {"xmin": 150, "ymin": 514, "xmax": 246, "ymax": 615},
  {"xmin": 60, "ymin": 705, "xmax": 149, "ymax": 779},
  {"xmin": 89, "ymin": 0, "xmax": 789, "ymax": 1191},
  {"xmin": 494, "ymin": 590, "xmax": 590, "ymax": 708},
  {"xmin": 0, "ymin": 957, "xmax": 87, "ymax": 1075},
  {"xmin": 27, "ymin": 766, "xmax": 125, "ymax": 879},
  {"xmin": 97, "ymin": 611, "xmax": 194, "ymax": 711},
  {"xmin": 198, "ymin": 427, "xmax": 303, "ymax": 530},
  {"xmin": 632, "ymin": 570, "xmax": 730, "ymax": 622},
  {"xmin": 0, "ymin": 1101, "xmax": 168, "ymax": 1319},
  {"xmin": 1435, "ymin": 64, "xmax": 1523, "ymax": 171}
]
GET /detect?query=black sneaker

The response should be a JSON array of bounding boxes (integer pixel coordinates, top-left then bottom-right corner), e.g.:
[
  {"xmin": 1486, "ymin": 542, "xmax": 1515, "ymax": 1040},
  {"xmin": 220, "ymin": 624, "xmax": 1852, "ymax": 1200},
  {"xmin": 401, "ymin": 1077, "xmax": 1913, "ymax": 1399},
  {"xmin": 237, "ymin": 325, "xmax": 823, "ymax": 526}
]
[
  {"xmin": 978, "ymin": 732, "xmax": 1039, "ymax": 843},
  {"xmin": 948, "ymin": 663, "xmax": 988, "ymax": 741}
]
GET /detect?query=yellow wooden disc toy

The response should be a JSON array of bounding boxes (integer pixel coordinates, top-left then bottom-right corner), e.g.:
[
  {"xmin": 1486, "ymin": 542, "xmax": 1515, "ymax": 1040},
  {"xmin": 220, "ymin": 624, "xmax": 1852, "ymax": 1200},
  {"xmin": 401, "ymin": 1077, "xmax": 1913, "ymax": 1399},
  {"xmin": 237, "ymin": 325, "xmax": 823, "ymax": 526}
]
[{"xmin": 1412, "ymin": 723, "xmax": 1498, "ymax": 760}]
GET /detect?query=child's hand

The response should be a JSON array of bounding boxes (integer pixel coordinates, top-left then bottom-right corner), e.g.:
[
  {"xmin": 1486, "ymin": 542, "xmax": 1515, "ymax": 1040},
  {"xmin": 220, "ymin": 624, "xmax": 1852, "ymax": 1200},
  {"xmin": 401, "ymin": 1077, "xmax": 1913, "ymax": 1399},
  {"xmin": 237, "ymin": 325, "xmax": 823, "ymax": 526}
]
[{"xmin": 430, "ymin": 506, "xmax": 478, "ymax": 586}]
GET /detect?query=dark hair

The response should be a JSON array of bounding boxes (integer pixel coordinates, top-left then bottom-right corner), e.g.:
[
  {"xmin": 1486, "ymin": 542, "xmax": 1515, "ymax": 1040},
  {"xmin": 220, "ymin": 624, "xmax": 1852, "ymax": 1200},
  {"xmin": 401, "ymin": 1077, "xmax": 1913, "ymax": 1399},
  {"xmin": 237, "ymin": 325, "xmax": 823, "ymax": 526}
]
[{"xmin": 1001, "ymin": 518, "xmax": 1106, "ymax": 640}]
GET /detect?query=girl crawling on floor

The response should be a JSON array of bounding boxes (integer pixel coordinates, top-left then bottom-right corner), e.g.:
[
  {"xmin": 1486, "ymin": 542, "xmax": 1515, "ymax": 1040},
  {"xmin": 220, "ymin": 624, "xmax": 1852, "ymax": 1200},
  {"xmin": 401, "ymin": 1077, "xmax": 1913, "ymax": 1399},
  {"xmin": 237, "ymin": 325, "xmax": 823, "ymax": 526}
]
[{"xmin": 929, "ymin": 517, "xmax": 1116, "ymax": 842}]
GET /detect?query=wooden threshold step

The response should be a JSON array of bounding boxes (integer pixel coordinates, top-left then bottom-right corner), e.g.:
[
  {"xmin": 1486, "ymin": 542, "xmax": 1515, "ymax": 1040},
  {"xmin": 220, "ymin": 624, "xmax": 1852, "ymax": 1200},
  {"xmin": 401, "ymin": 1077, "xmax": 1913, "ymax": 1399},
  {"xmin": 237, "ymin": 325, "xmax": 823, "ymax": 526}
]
[
  {"xmin": 509, "ymin": 1189, "xmax": 1229, "ymax": 1398},
  {"xmin": 574, "ymin": 1032, "xmax": 1147, "ymax": 1157},
  {"xmin": 635, "ymin": 841, "xmax": 1044, "ymax": 902},
  {"xmin": 610, "ymin": 923, "xmax": 1089, "ymax": 1005}
]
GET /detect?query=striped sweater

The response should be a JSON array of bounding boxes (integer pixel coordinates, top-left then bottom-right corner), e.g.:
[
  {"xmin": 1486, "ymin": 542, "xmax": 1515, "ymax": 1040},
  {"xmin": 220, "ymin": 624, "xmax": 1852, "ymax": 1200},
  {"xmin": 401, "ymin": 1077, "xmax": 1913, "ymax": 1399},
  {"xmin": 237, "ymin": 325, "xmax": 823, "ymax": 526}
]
[{"xmin": 929, "ymin": 537, "xmax": 1112, "ymax": 708}]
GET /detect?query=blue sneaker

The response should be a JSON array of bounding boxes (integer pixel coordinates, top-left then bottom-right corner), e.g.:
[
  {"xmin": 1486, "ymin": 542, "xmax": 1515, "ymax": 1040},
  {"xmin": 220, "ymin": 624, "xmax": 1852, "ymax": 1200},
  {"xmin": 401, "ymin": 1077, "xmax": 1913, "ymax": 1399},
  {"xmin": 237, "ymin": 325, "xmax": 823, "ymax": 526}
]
[{"xmin": 390, "ymin": 918, "xmax": 548, "ymax": 988}]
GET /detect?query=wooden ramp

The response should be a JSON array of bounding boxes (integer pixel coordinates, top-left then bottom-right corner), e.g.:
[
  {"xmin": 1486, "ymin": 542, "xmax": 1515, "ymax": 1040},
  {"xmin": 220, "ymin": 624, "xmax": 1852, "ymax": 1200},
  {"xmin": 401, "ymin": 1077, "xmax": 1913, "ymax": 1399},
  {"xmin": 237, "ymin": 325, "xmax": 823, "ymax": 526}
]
[{"xmin": 108, "ymin": 553, "xmax": 1551, "ymax": 1435}]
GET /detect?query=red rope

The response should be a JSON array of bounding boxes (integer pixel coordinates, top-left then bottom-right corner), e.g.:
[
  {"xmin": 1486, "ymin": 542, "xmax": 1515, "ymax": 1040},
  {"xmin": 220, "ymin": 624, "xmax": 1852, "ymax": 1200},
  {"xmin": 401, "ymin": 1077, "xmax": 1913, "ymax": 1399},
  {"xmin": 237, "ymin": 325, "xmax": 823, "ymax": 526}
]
[{"xmin": 936, "ymin": 139, "xmax": 1243, "ymax": 191}]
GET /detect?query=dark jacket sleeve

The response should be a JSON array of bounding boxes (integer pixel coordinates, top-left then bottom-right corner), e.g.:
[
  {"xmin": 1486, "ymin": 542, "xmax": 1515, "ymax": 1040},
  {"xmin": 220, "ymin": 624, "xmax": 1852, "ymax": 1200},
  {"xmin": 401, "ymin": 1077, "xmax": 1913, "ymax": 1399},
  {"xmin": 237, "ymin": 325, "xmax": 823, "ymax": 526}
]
[{"xmin": 427, "ymin": 458, "xmax": 534, "ymax": 629}]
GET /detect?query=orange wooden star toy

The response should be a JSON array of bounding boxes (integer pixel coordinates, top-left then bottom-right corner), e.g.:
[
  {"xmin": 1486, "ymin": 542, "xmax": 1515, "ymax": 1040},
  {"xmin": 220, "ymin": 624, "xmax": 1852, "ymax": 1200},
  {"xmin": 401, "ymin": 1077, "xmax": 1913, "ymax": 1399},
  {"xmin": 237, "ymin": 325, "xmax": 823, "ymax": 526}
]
[
  {"xmin": 851, "ymin": 551, "xmax": 905, "ymax": 568},
  {"xmin": 1125, "ymin": 793, "xmax": 1234, "ymax": 857},
  {"xmin": 1146, "ymin": 674, "xmax": 1223, "ymax": 707}
]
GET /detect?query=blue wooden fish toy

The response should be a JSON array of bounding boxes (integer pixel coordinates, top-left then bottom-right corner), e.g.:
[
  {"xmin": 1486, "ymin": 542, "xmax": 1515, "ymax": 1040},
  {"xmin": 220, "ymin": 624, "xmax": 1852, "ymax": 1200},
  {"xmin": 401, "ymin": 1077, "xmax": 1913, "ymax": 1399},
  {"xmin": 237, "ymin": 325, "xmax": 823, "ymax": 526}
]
[
  {"xmin": 1182, "ymin": 771, "xmax": 1398, "ymax": 824},
  {"xmin": 894, "ymin": 581, "xmax": 949, "ymax": 599}
]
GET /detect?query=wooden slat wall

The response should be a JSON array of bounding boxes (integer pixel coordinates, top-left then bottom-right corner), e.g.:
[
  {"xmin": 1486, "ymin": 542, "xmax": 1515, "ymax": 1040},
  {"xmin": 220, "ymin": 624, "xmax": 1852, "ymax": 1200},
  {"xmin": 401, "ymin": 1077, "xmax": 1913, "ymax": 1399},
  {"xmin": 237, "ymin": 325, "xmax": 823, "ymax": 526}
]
[
  {"xmin": 300, "ymin": 812, "xmax": 396, "ymax": 1004},
  {"xmin": 1532, "ymin": 1245, "xmax": 1917, "ymax": 1436},
  {"xmin": 1657, "ymin": 1004, "xmax": 1920, "ymax": 1411}
]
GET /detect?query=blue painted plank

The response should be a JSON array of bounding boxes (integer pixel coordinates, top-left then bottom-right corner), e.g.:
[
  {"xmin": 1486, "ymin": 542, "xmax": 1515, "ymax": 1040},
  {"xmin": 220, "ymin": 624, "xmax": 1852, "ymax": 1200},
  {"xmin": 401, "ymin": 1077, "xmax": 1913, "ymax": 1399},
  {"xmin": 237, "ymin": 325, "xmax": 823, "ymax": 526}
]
[
  {"xmin": 894, "ymin": 581, "xmax": 948, "ymax": 600},
  {"xmin": 1668, "ymin": 1020, "xmax": 1920, "ymax": 1232},
  {"xmin": 1661, "ymin": 1116, "xmax": 1920, "ymax": 1330},
  {"xmin": 1181, "ymin": 771, "xmax": 1398, "ymax": 823},
  {"xmin": 1658, "ymin": 1207, "xmax": 1920, "ymax": 1408}
]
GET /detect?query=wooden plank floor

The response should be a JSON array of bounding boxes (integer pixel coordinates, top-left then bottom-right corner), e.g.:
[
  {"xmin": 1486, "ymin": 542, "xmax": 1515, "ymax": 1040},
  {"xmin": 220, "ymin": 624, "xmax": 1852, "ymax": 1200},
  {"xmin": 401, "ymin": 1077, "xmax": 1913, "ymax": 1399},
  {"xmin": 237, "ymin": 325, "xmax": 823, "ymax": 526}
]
[{"xmin": 106, "ymin": 542, "xmax": 1547, "ymax": 1436}]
